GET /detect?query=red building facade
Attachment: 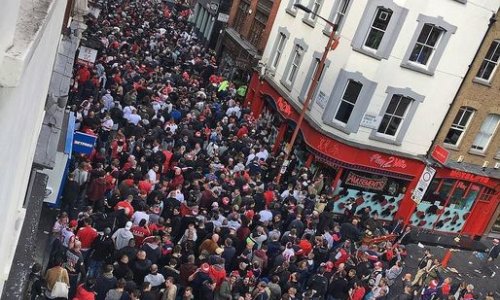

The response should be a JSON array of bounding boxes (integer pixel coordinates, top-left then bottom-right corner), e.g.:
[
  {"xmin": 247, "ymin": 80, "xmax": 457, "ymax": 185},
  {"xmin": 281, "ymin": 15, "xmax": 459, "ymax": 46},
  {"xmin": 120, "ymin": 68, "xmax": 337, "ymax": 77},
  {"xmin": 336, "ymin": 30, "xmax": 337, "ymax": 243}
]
[{"xmin": 246, "ymin": 72, "xmax": 500, "ymax": 238}]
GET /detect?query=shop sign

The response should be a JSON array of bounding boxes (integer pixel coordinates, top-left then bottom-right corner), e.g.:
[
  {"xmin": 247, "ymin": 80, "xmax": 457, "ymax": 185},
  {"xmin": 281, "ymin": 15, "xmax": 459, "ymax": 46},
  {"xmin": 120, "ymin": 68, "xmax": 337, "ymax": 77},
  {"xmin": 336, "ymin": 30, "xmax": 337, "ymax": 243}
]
[
  {"xmin": 73, "ymin": 132, "xmax": 97, "ymax": 154},
  {"xmin": 369, "ymin": 154, "xmax": 407, "ymax": 169},
  {"xmin": 77, "ymin": 46, "xmax": 98, "ymax": 67},
  {"xmin": 412, "ymin": 165, "xmax": 436, "ymax": 204},
  {"xmin": 217, "ymin": 13, "xmax": 229, "ymax": 22},
  {"xmin": 431, "ymin": 145, "xmax": 449, "ymax": 165},
  {"xmin": 345, "ymin": 172, "xmax": 388, "ymax": 191},
  {"xmin": 360, "ymin": 113, "xmax": 382, "ymax": 129},
  {"xmin": 276, "ymin": 97, "xmax": 292, "ymax": 117},
  {"xmin": 315, "ymin": 91, "xmax": 328, "ymax": 108},
  {"xmin": 449, "ymin": 170, "xmax": 489, "ymax": 184}
]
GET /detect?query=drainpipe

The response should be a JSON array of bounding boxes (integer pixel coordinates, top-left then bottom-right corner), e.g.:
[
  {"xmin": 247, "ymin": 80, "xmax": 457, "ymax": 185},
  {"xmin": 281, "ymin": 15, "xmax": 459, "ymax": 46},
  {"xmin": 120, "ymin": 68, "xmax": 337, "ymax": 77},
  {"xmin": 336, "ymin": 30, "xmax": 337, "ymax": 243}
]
[{"xmin": 426, "ymin": 11, "xmax": 497, "ymax": 159}]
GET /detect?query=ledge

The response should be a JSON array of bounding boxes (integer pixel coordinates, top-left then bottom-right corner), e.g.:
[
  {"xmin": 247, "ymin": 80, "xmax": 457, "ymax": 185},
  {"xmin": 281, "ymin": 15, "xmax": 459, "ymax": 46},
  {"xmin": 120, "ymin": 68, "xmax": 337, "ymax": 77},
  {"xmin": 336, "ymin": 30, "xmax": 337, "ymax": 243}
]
[
  {"xmin": 0, "ymin": 0, "xmax": 57, "ymax": 87},
  {"xmin": 472, "ymin": 77, "xmax": 492, "ymax": 87},
  {"xmin": 400, "ymin": 61, "xmax": 435, "ymax": 76}
]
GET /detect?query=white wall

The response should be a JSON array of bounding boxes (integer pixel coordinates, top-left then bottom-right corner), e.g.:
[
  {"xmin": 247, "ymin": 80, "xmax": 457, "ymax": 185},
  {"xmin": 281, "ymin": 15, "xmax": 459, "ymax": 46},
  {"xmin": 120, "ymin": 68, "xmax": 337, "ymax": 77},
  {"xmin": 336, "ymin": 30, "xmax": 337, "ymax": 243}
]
[
  {"xmin": 0, "ymin": 0, "xmax": 66, "ymax": 292},
  {"xmin": 262, "ymin": 0, "xmax": 500, "ymax": 157}
]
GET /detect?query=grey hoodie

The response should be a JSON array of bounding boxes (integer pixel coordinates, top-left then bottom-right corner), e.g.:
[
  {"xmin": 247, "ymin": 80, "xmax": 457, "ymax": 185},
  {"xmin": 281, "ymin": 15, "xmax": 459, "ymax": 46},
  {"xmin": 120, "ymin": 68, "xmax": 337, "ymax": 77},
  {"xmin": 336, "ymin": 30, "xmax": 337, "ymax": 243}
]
[{"xmin": 112, "ymin": 228, "xmax": 133, "ymax": 250}]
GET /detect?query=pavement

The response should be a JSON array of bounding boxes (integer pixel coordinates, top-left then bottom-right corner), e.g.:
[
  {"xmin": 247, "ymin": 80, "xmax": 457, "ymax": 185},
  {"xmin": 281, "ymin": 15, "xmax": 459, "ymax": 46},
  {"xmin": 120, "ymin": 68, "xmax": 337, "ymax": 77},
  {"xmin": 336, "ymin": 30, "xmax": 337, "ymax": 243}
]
[{"xmin": 388, "ymin": 242, "xmax": 500, "ymax": 298}]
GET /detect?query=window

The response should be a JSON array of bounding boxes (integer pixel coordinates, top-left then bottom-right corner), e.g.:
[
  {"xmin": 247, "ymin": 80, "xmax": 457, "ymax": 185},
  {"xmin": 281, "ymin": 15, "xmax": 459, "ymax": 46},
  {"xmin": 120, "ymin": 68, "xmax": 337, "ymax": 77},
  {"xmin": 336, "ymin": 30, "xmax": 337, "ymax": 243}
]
[
  {"xmin": 480, "ymin": 187, "xmax": 495, "ymax": 201},
  {"xmin": 377, "ymin": 95, "xmax": 412, "ymax": 136},
  {"xmin": 401, "ymin": 14, "xmax": 456, "ymax": 75},
  {"xmin": 233, "ymin": 1, "xmax": 250, "ymax": 33},
  {"xmin": 303, "ymin": 0, "xmax": 323, "ymax": 27},
  {"xmin": 272, "ymin": 33, "xmax": 287, "ymax": 69},
  {"xmin": 325, "ymin": 0, "xmax": 352, "ymax": 34},
  {"xmin": 335, "ymin": 80, "xmax": 363, "ymax": 123},
  {"xmin": 299, "ymin": 51, "xmax": 331, "ymax": 106},
  {"xmin": 444, "ymin": 107, "xmax": 475, "ymax": 146},
  {"xmin": 475, "ymin": 40, "xmax": 500, "ymax": 82},
  {"xmin": 286, "ymin": 0, "xmax": 300, "ymax": 16},
  {"xmin": 364, "ymin": 8, "xmax": 393, "ymax": 50},
  {"xmin": 269, "ymin": 27, "xmax": 290, "ymax": 71},
  {"xmin": 309, "ymin": 0, "xmax": 321, "ymax": 20},
  {"xmin": 280, "ymin": 38, "xmax": 308, "ymax": 91},
  {"xmin": 408, "ymin": 24, "xmax": 443, "ymax": 65},
  {"xmin": 370, "ymin": 87, "xmax": 425, "ymax": 145},
  {"xmin": 323, "ymin": 69, "xmax": 377, "ymax": 134},
  {"xmin": 351, "ymin": 0, "xmax": 408, "ymax": 60},
  {"xmin": 248, "ymin": 11, "xmax": 267, "ymax": 49},
  {"xmin": 471, "ymin": 114, "xmax": 500, "ymax": 152}
]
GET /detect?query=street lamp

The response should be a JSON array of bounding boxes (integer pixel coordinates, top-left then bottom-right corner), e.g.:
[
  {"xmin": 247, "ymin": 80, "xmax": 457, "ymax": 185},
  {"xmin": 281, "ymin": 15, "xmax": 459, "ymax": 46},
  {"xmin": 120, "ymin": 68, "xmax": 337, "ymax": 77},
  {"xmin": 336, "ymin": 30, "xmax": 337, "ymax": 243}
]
[{"xmin": 275, "ymin": 4, "xmax": 338, "ymax": 183}]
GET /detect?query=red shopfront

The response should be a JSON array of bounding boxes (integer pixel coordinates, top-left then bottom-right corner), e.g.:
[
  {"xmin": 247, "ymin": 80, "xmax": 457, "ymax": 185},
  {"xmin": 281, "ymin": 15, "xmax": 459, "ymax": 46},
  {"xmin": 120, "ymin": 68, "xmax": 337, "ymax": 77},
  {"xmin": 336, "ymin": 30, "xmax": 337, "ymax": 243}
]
[
  {"xmin": 410, "ymin": 167, "xmax": 500, "ymax": 237},
  {"xmin": 246, "ymin": 74, "xmax": 426, "ymax": 225}
]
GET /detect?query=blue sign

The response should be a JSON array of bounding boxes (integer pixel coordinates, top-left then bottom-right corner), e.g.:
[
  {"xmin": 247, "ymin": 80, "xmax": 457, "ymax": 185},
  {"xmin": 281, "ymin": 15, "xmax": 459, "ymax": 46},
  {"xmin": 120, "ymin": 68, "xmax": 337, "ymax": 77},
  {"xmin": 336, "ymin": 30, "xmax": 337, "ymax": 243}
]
[
  {"xmin": 73, "ymin": 131, "xmax": 97, "ymax": 154},
  {"xmin": 65, "ymin": 113, "xmax": 76, "ymax": 155}
]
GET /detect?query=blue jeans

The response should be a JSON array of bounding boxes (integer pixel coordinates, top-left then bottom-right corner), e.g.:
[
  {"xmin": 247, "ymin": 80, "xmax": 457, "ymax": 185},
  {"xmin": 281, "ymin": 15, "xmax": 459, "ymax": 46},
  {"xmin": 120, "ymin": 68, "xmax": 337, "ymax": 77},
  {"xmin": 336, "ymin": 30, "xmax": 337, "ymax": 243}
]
[{"xmin": 87, "ymin": 259, "xmax": 104, "ymax": 278}]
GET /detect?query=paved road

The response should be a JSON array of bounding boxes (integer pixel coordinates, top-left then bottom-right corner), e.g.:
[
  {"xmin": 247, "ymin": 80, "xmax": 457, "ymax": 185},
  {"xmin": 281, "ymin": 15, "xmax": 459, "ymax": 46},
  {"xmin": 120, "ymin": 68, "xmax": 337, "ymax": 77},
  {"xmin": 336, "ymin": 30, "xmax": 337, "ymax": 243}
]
[{"xmin": 388, "ymin": 243, "xmax": 500, "ymax": 298}]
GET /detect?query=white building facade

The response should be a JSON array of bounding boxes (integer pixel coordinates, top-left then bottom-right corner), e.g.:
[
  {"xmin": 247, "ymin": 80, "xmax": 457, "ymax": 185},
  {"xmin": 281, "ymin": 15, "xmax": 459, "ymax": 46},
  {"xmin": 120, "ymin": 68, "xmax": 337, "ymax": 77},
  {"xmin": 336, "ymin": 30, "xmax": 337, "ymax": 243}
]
[
  {"xmin": 259, "ymin": 0, "xmax": 499, "ymax": 157},
  {"xmin": 245, "ymin": 0, "xmax": 500, "ymax": 234},
  {"xmin": 0, "ymin": 0, "xmax": 87, "ymax": 295}
]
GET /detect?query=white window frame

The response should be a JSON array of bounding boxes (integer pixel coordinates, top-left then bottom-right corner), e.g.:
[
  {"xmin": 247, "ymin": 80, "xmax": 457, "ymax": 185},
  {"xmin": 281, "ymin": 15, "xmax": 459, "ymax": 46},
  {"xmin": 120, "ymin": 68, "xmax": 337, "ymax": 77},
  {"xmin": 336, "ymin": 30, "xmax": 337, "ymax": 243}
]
[
  {"xmin": 280, "ymin": 38, "xmax": 308, "ymax": 91},
  {"xmin": 401, "ymin": 14, "xmax": 456, "ymax": 76},
  {"xmin": 323, "ymin": 70, "xmax": 377, "ymax": 134},
  {"xmin": 272, "ymin": 33, "xmax": 287, "ymax": 69},
  {"xmin": 286, "ymin": 0, "xmax": 300, "ymax": 17},
  {"xmin": 303, "ymin": 0, "xmax": 324, "ymax": 27},
  {"xmin": 268, "ymin": 27, "xmax": 290, "ymax": 73},
  {"xmin": 299, "ymin": 51, "xmax": 331, "ymax": 108},
  {"xmin": 363, "ymin": 7, "xmax": 393, "ymax": 52},
  {"xmin": 470, "ymin": 114, "xmax": 500, "ymax": 153},
  {"xmin": 444, "ymin": 107, "xmax": 475, "ymax": 147},
  {"xmin": 351, "ymin": 0, "xmax": 408, "ymax": 60},
  {"xmin": 475, "ymin": 40, "xmax": 500, "ymax": 83},
  {"xmin": 369, "ymin": 87, "xmax": 425, "ymax": 145},
  {"xmin": 324, "ymin": 0, "xmax": 352, "ymax": 35},
  {"xmin": 334, "ymin": 80, "xmax": 363, "ymax": 125},
  {"xmin": 407, "ymin": 24, "xmax": 444, "ymax": 66},
  {"xmin": 376, "ymin": 94, "xmax": 412, "ymax": 138}
]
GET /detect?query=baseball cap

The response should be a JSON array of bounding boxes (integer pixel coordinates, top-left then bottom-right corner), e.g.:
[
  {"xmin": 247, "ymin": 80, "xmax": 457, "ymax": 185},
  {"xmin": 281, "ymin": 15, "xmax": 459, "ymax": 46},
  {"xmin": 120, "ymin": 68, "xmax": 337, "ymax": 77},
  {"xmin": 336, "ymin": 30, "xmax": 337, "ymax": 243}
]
[
  {"xmin": 69, "ymin": 220, "xmax": 78, "ymax": 228},
  {"xmin": 125, "ymin": 221, "xmax": 133, "ymax": 230}
]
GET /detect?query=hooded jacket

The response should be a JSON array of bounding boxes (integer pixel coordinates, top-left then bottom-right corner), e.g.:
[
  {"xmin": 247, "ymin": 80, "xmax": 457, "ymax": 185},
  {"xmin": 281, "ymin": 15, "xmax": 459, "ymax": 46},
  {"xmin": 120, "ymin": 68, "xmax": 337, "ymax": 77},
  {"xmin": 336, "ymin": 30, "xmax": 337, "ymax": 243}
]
[{"xmin": 112, "ymin": 228, "xmax": 133, "ymax": 250}]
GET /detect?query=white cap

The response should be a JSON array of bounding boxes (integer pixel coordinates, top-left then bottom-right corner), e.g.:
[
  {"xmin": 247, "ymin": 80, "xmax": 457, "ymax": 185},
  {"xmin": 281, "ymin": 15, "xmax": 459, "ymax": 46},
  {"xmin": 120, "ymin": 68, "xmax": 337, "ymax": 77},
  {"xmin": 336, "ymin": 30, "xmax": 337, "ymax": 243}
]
[{"xmin": 125, "ymin": 221, "xmax": 133, "ymax": 230}]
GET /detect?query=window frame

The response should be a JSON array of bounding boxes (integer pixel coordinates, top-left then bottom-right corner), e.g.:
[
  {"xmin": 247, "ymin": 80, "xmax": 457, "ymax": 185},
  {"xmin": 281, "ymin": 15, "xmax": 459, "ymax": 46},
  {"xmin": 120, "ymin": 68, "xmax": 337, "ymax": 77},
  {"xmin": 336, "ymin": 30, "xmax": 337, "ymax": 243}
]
[
  {"xmin": 303, "ymin": 0, "xmax": 324, "ymax": 28},
  {"xmin": 363, "ymin": 7, "xmax": 394, "ymax": 51},
  {"xmin": 268, "ymin": 27, "xmax": 290, "ymax": 72},
  {"xmin": 470, "ymin": 114, "xmax": 500, "ymax": 153},
  {"xmin": 299, "ymin": 51, "xmax": 331, "ymax": 108},
  {"xmin": 376, "ymin": 94, "xmax": 413, "ymax": 137},
  {"xmin": 322, "ymin": 69, "xmax": 377, "ymax": 134},
  {"xmin": 351, "ymin": 0, "xmax": 408, "ymax": 60},
  {"xmin": 444, "ymin": 106, "xmax": 475, "ymax": 147},
  {"xmin": 286, "ymin": 0, "xmax": 300, "ymax": 17},
  {"xmin": 369, "ymin": 87, "xmax": 425, "ymax": 145},
  {"xmin": 401, "ymin": 14, "xmax": 457, "ymax": 76},
  {"xmin": 280, "ymin": 38, "xmax": 308, "ymax": 91},
  {"xmin": 475, "ymin": 40, "xmax": 500, "ymax": 83},
  {"xmin": 324, "ymin": 0, "xmax": 353, "ymax": 36}
]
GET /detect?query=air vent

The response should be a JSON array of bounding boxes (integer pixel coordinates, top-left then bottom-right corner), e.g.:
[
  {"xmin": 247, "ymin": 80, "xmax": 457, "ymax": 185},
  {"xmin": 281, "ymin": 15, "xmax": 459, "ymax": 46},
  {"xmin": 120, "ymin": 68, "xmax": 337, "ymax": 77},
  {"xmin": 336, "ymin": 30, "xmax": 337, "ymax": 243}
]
[
  {"xmin": 494, "ymin": 162, "xmax": 500, "ymax": 169},
  {"xmin": 457, "ymin": 155, "xmax": 464, "ymax": 163},
  {"xmin": 482, "ymin": 161, "xmax": 489, "ymax": 169}
]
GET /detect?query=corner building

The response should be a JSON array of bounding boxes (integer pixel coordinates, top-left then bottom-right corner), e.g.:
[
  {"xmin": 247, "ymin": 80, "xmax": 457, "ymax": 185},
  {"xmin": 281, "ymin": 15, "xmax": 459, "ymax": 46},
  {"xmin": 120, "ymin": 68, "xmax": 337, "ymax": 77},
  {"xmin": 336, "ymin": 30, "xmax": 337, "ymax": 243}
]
[{"xmin": 246, "ymin": 0, "xmax": 500, "ymax": 237}]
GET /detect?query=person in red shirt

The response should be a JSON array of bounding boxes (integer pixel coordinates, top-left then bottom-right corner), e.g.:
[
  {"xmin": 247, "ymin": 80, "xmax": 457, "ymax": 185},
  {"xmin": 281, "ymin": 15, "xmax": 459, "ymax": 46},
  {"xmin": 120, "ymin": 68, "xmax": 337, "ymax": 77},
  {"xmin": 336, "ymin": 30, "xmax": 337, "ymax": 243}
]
[
  {"xmin": 131, "ymin": 219, "xmax": 151, "ymax": 246},
  {"xmin": 77, "ymin": 65, "xmax": 91, "ymax": 85},
  {"xmin": 115, "ymin": 195, "xmax": 135, "ymax": 218},
  {"xmin": 76, "ymin": 217, "xmax": 98, "ymax": 261},
  {"xmin": 349, "ymin": 280, "xmax": 366, "ymax": 300},
  {"xmin": 138, "ymin": 176, "xmax": 153, "ymax": 194},
  {"xmin": 263, "ymin": 187, "xmax": 276, "ymax": 207}
]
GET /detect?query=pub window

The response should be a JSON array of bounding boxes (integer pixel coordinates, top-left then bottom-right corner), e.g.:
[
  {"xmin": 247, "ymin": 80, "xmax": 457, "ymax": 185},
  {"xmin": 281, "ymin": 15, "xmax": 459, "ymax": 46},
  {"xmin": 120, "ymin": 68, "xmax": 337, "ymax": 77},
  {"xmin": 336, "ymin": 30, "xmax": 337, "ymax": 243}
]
[{"xmin": 479, "ymin": 187, "xmax": 495, "ymax": 201}]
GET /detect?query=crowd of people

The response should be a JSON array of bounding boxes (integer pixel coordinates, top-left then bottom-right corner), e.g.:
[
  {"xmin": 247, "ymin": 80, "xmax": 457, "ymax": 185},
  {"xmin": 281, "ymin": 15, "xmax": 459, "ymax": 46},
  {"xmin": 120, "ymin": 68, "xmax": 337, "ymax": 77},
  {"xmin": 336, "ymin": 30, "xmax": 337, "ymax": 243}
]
[{"xmin": 29, "ymin": 0, "xmax": 500, "ymax": 299}]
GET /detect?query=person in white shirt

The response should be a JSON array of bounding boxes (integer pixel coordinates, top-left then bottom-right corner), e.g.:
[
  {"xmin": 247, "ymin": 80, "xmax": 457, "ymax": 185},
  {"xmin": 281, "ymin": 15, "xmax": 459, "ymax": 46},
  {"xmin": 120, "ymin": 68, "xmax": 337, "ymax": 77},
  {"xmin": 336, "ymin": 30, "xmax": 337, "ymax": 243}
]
[
  {"xmin": 258, "ymin": 208, "xmax": 273, "ymax": 224},
  {"xmin": 131, "ymin": 209, "xmax": 150, "ymax": 226},
  {"xmin": 147, "ymin": 165, "xmax": 160, "ymax": 185},
  {"xmin": 144, "ymin": 264, "xmax": 165, "ymax": 289},
  {"xmin": 126, "ymin": 108, "xmax": 142, "ymax": 125},
  {"xmin": 256, "ymin": 147, "xmax": 269, "ymax": 161},
  {"xmin": 102, "ymin": 91, "xmax": 114, "ymax": 111}
]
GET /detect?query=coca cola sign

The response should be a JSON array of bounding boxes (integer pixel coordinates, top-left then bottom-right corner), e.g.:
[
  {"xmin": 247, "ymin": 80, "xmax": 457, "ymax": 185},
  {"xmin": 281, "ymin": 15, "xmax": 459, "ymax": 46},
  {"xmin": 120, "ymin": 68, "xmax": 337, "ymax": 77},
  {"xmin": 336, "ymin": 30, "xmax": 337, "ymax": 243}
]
[{"xmin": 369, "ymin": 154, "xmax": 407, "ymax": 169}]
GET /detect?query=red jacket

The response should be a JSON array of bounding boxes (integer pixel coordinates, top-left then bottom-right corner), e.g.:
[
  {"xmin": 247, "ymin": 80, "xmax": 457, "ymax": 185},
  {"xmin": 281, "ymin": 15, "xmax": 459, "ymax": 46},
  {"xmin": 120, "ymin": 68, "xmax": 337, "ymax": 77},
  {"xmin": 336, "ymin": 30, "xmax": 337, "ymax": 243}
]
[
  {"xmin": 209, "ymin": 265, "xmax": 227, "ymax": 288},
  {"xmin": 77, "ymin": 226, "xmax": 98, "ymax": 250},
  {"xmin": 73, "ymin": 283, "xmax": 95, "ymax": 300}
]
